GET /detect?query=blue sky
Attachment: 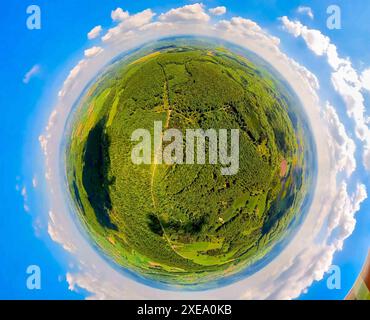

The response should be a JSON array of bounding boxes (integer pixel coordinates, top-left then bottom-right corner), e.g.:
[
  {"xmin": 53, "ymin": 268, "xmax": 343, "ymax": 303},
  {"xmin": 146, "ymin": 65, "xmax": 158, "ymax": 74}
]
[{"xmin": 0, "ymin": 0, "xmax": 369, "ymax": 299}]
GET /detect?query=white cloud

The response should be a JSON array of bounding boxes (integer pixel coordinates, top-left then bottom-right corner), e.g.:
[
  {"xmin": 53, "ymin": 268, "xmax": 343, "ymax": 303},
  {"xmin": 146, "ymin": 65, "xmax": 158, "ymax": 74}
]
[
  {"xmin": 66, "ymin": 272, "xmax": 125, "ymax": 300},
  {"xmin": 327, "ymin": 183, "xmax": 367, "ymax": 249},
  {"xmin": 87, "ymin": 25, "xmax": 102, "ymax": 40},
  {"xmin": 360, "ymin": 68, "xmax": 370, "ymax": 91},
  {"xmin": 281, "ymin": 16, "xmax": 370, "ymax": 170},
  {"xmin": 228, "ymin": 17, "xmax": 262, "ymax": 32},
  {"xmin": 323, "ymin": 102, "xmax": 356, "ymax": 176},
  {"xmin": 281, "ymin": 16, "xmax": 329, "ymax": 55},
  {"xmin": 215, "ymin": 17, "xmax": 267, "ymax": 45},
  {"xmin": 297, "ymin": 6, "xmax": 314, "ymax": 19},
  {"xmin": 84, "ymin": 46, "xmax": 104, "ymax": 58},
  {"xmin": 289, "ymin": 59, "xmax": 319, "ymax": 91},
  {"xmin": 209, "ymin": 6, "xmax": 227, "ymax": 16},
  {"xmin": 48, "ymin": 211, "xmax": 76, "ymax": 253},
  {"xmin": 111, "ymin": 8, "xmax": 129, "ymax": 22},
  {"xmin": 159, "ymin": 3, "xmax": 210, "ymax": 23},
  {"xmin": 139, "ymin": 21, "xmax": 174, "ymax": 33},
  {"xmin": 102, "ymin": 9, "xmax": 155, "ymax": 42},
  {"xmin": 23, "ymin": 64, "xmax": 40, "ymax": 84}
]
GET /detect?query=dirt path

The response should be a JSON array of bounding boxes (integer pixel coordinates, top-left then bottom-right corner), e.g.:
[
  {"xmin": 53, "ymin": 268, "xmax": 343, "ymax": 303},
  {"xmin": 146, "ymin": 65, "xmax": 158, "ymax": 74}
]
[{"xmin": 149, "ymin": 74, "xmax": 187, "ymax": 259}]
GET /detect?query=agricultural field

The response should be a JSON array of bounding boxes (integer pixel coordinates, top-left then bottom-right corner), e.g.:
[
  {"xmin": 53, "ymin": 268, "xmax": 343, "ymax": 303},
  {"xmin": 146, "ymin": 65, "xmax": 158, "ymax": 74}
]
[{"xmin": 65, "ymin": 38, "xmax": 315, "ymax": 288}]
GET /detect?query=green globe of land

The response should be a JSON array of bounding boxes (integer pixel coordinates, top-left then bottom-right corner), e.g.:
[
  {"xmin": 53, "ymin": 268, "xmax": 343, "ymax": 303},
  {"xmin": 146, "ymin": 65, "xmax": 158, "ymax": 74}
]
[{"xmin": 65, "ymin": 38, "xmax": 313, "ymax": 287}]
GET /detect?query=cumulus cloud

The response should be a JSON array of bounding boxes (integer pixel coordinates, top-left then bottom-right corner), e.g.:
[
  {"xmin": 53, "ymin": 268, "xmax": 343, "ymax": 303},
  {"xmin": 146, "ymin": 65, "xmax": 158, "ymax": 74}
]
[
  {"xmin": 281, "ymin": 16, "xmax": 370, "ymax": 170},
  {"xmin": 209, "ymin": 6, "xmax": 227, "ymax": 16},
  {"xmin": 323, "ymin": 102, "xmax": 356, "ymax": 176},
  {"xmin": 111, "ymin": 8, "xmax": 129, "ymax": 22},
  {"xmin": 214, "ymin": 16, "xmax": 285, "ymax": 61},
  {"xmin": 297, "ymin": 6, "xmax": 314, "ymax": 19},
  {"xmin": 102, "ymin": 9, "xmax": 155, "ymax": 42},
  {"xmin": 281, "ymin": 16, "xmax": 329, "ymax": 55},
  {"xmin": 84, "ymin": 46, "xmax": 104, "ymax": 58},
  {"xmin": 23, "ymin": 64, "xmax": 40, "ymax": 84},
  {"xmin": 66, "ymin": 272, "xmax": 106, "ymax": 299},
  {"xmin": 217, "ymin": 17, "xmax": 262, "ymax": 33},
  {"xmin": 87, "ymin": 25, "xmax": 102, "ymax": 40},
  {"xmin": 327, "ymin": 183, "xmax": 367, "ymax": 249},
  {"xmin": 159, "ymin": 3, "xmax": 210, "ymax": 23}
]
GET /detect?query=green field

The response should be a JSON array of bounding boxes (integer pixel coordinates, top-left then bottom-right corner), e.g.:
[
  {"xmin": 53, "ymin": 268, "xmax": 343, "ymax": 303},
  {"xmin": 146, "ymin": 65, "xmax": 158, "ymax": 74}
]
[{"xmin": 65, "ymin": 40, "xmax": 310, "ymax": 286}]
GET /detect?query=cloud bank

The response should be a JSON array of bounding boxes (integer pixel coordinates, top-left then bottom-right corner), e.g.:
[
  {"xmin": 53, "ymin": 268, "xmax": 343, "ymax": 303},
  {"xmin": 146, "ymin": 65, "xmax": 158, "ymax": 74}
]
[{"xmin": 281, "ymin": 16, "xmax": 370, "ymax": 171}]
